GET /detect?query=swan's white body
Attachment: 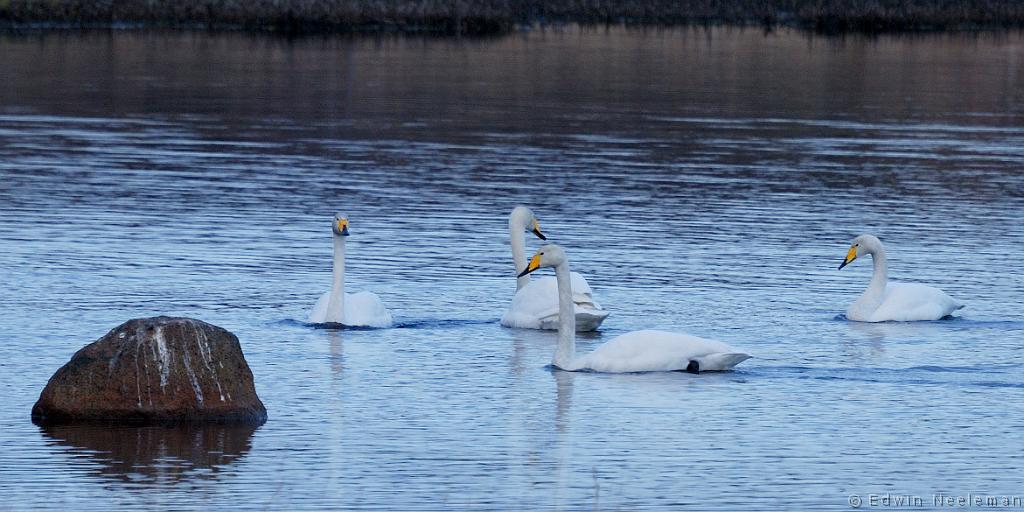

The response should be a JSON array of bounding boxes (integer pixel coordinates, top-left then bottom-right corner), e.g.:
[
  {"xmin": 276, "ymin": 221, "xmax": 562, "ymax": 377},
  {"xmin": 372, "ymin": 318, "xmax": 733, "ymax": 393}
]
[
  {"xmin": 309, "ymin": 289, "xmax": 392, "ymax": 327},
  {"xmin": 570, "ymin": 329, "xmax": 752, "ymax": 373},
  {"xmin": 307, "ymin": 217, "xmax": 393, "ymax": 328},
  {"xmin": 502, "ymin": 273, "xmax": 608, "ymax": 330},
  {"xmin": 500, "ymin": 207, "xmax": 608, "ymax": 331},
  {"xmin": 841, "ymin": 234, "xmax": 963, "ymax": 323},
  {"xmin": 525, "ymin": 244, "xmax": 750, "ymax": 373}
]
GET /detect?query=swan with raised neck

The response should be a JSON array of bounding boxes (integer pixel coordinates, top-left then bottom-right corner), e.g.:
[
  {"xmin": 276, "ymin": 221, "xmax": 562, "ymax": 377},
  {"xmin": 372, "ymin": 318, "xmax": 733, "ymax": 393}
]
[
  {"xmin": 508, "ymin": 205, "xmax": 546, "ymax": 291},
  {"xmin": 838, "ymin": 234, "xmax": 963, "ymax": 322},
  {"xmin": 500, "ymin": 206, "xmax": 609, "ymax": 331},
  {"xmin": 307, "ymin": 213, "xmax": 392, "ymax": 327}
]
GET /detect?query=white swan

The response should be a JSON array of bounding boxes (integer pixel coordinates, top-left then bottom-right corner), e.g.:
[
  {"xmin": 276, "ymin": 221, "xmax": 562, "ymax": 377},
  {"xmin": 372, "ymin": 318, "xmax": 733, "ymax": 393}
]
[
  {"xmin": 308, "ymin": 213, "xmax": 393, "ymax": 327},
  {"xmin": 519, "ymin": 244, "xmax": 751, "ymax": 373},
  {"xmin": 500, "ymin": 206, "xmax": 609, "ymax": 331},
  {"xmin": 838, "ymin": 234, "xmax": 963, "ymax": 322}
]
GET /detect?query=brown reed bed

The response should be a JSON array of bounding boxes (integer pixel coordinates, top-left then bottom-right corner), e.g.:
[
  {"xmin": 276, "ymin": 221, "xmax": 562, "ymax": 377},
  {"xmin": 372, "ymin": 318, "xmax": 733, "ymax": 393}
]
[{"xmin": 2, "ymin": 0, "xmax": 1024, "ymax": 34}]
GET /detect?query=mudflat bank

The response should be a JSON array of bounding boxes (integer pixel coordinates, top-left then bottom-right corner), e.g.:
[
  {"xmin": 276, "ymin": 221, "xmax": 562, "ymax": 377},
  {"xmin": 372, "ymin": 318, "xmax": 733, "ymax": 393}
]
[{"xmin": 2, "ymin": 0, "xmax": 1024, "ymax": 34}]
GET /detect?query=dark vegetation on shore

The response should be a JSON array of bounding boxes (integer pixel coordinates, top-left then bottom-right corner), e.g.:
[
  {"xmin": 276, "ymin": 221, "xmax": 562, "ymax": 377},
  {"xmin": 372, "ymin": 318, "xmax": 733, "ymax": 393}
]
[{"xmin": 2, "ymin": 0, "xmax": 1024, "ymax": 34}]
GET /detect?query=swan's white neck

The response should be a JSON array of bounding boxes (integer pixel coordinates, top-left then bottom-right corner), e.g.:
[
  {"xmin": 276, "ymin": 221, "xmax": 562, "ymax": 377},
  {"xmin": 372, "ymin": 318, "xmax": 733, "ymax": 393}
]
[
  {"xmin": 860, "ymin": 245, "xmax": 888, "ymax": 307},
  {"xmin": 327, "ymin": 235, "xmax": 346, "ymax": 322},
  {"xmin": 867, "ymin": 246, "xmax": 888, "ymax": 293},
  {"xmin": 509, "ymin": 215, "xmax": 530, "ymax": 290},
  {"xmin": 553, "ymin": 260, "xmax": 577, "ymax": 370}
]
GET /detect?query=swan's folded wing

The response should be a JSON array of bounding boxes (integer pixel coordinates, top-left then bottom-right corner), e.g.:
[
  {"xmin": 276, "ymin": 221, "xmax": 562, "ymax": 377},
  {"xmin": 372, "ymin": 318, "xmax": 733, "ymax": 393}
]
[
  {"xmin": 873, "ymin": 283, "xmax": 963, "ymax": 321},
  {"xmin": 568, "ymin": 272, "xmax": 607, "ymax": 311},
  {"xmin": 519, "ymin": 275, "xmax": 605, "ymax": 309},
  {"xmin": 343, "ymin": 291, "xmax": 393, "ymax": 328},
  {"xmin": 308, "ymin": 291, "xmax": 332, "ymax": 323},
  {"xmin": 692, "ymin": 352, "xmax": 752, "ymax": 371},
  {"xmin": 579, "ymin": 330, "xmax": 748, "ymax": 373},
  {"xmin": 503, "ymin": 278, "xmax": 559, "ymax": 327},
  {"xmin": 503, "ymin": 275, "xmax": 609, "ymax": 329},
  {"xmin": 568, "ymin": 271, "xmax": 595, "ymax": 296}
]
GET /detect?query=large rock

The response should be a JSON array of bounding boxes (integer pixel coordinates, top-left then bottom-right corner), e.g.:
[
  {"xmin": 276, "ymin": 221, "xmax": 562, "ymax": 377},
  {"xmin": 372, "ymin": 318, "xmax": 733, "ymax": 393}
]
[{"xmin": 32, "ymin": 317, "xmax": 266, "ymax": 425}]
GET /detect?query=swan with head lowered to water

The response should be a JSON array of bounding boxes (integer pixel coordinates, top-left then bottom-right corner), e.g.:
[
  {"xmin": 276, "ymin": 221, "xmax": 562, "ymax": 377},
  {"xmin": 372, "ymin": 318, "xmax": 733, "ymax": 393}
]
[
  {"xmin": 838, "ymin": 234, "xmax": 963, "ymax": 322},
  {"xmin": 307, "ymin": 213, "xmax": 393, "ymax": 328},
  {"xmin": 500, "ymin": 206, "xmax": 609, "ymax": 331},
  {"xmin": 518, "ymin": 244, "xmax": 750, "ymax": 373}
]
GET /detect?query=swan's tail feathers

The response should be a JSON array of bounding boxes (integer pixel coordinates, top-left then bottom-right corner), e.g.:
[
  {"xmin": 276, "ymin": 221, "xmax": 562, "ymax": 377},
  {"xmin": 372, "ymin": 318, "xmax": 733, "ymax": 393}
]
[
  {"xmin": 537, "ymin": 307, "xmax": 610, "ymax": 331},
  {"xmin": 573, "ymin": 308, "xmax": 610, "ymax": 332},
  {"xmin": 693, "ymin": 352, "xmax": 752, "ymax": 372}
]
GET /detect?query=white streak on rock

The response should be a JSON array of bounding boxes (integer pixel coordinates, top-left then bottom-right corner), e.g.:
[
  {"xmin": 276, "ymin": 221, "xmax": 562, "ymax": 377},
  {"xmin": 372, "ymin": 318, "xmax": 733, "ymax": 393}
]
[
  {"xmin": 190, "ymin": 321, "xmax": 224, "ymax": 401},
  {"xmin": 133, "ymin": 346, "xmax": 142, "ymax": 408},
  {"xmin": 154, "ymin": 326, "xmax": 171, "ymax": 390},
  {"xmin": 181, "ymin": 347, "xmax": 204, "ymax": 406}
]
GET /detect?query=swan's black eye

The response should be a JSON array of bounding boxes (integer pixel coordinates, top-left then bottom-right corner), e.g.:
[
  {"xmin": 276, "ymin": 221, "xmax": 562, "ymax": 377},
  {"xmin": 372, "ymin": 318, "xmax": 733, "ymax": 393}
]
[
  {"xmin": 540, "ymin": 252, "xmax": 545, "ymax": 255},
  {"xmin": 854, "ymin": 244, "xmax": 859, "ymax": 247}
]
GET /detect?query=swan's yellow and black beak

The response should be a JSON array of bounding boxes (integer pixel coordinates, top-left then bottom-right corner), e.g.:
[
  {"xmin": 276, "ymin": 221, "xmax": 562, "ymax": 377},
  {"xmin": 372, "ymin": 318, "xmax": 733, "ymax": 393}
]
[
  {"xmin": 531, "ymin": 219, "xmax": 546, "ymax": 240},
  {"xmin": 334, "ymin": 219, "xmax": 350, "ymax": 236},
  {"xmin": 838, "ymin": 246, "xmax": 857, "ymax": 270},
  {"xmin": 517, "ymin": 253, "xmax": 542, "ymax": 278}
]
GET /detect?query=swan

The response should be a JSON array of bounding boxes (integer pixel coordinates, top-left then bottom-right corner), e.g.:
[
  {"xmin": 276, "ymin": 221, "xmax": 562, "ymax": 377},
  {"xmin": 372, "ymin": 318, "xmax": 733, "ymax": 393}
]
[
  {"xmin": 518, "ymin": 244, "xmax": 751, "ymax": 373},
  {"xmin": 838, "ymin": 234, "xmax": 963, "ymax": 322},
  {"xmin": 500, "ymin": 206, "xmax": 609, "ymax": 331},
  {"xmin": 307, "ymin": 213, "xmax": 393, "ymax": 327}
]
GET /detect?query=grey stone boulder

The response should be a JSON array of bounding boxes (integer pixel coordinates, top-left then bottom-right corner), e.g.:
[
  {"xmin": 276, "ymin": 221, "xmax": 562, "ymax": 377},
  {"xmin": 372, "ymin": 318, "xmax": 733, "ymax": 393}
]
[{"xmin": 32, "ymin": 316, "xmax": 266, "ymax": 425}]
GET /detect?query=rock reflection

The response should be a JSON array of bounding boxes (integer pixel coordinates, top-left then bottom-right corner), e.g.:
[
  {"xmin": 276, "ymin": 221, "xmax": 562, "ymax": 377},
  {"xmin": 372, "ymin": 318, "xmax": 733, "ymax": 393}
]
[{"xmin": 40, "ymin": 423, "xmax": 258, "ymax": 485}]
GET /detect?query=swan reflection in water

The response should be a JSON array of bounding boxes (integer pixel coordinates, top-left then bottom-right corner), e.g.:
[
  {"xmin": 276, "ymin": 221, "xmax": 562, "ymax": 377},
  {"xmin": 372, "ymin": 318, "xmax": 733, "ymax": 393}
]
[
  {"xmin": 328, "ymin": 329, "xmax": 344, "ymax": 377},
  {"xmin": 40, "ymin": 423, "xmax": 259, "ymax": 485}
]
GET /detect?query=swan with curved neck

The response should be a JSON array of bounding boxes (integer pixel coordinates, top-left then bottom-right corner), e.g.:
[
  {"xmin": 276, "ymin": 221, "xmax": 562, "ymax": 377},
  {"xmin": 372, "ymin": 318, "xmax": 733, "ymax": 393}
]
[
  {"xmin": 838, "ymin": 234, "xmax": 963, "ymax": 322},
  {"xmin": 501, "ymin": 205, "xmax": 606, "ymax": 329},
  {"xmin": 519, "ymin": 244, "xmax": 750, "ymax": 373},
  {"xmin": 500, "ymin": 206, "xmax": 609, "ymax": 331},
  {"xmin": 307, "ymin": 213, "xmax": 393, "ymax": 328},
  {"xmin": 509, "ymin": 206, "xmax": 546, "ymax": 292}
]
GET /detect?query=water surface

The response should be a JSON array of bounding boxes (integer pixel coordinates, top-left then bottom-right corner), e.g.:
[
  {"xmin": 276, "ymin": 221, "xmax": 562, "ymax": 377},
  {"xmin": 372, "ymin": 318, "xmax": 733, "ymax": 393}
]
[{"xmin": 1, "ymin": 27, "xmax": 1023, "ymax": 510}]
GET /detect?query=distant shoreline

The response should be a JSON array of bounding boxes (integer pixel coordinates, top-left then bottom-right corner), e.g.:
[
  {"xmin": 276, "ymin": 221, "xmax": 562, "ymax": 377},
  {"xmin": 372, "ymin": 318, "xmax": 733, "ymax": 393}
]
[{"xmin": 2, "ymin": 1, "xmax": 1024, "ymax": 35}]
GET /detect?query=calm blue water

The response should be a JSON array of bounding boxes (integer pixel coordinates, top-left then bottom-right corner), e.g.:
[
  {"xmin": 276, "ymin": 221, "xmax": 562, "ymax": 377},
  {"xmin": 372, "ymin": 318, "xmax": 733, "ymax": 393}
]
[{"xmin": 1, "ymin": 27, "xmax": 1023, "ymax": 510}]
